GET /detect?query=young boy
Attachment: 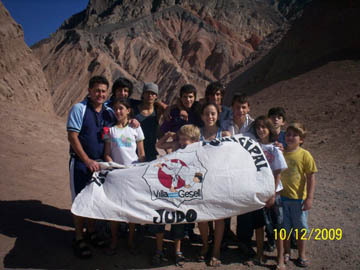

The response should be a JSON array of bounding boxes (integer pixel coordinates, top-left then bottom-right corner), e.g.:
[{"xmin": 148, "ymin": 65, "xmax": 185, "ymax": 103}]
[
  {"xmin": 223, "ymin": 93, "xmax": 253, "ymax": 136},
  {"xmin": 264, "ymin": 107, "xmax": 287, "ymax": 251},
  {"xmin": 268, "ymin": 107, "xmax": 287, "ymax": 147},
  {"xmin": 150, "ymin": 124, "xmax": 201, "ymax": 267},
  {"xmin": 161, "ymin": 84, "xmax": 201, "ymax": 134},
  {"xmin": 222, "ymin": 94, "xmax": 256, "ymax": 258},
  {"xmin": 279, "ymin": 123, "xmax": 317, "ymax": 269}
]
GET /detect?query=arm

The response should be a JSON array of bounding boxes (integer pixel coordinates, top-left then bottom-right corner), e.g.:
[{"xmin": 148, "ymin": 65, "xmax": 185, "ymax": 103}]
[
  {"xmin": 302, "ymin": 173, "xmax": 316, "ymax": 211},
  {"xmin": 137, "ymin": 140, "xmax": 146, "ymax": 162},
  {"xmin": 266, "ymin": 169, "xmax": 282, "ymax": 208},
  {"xmin": 155, "ymin": 100, "xmax": 168, "ymax": 111},
  {"xmin": 274, "ymin": 141, "xmax": 284, "ymax": 152},
  {"xmin": 68, "ymin": 131, "xmax": 100, "ymax": 172},
  {"xmin": 156, "ymin": 132, "xmax": 178, "ymax": 151},
  {"xmin": 163, "ymin": 103, "xmax": 177, "ymax": 121},
  {"xmin": 104, "ymin": 141, "xmax": 113, "ymax": 162},
  {"xmin": 273, "ymin": 169, "xmax": 282, "ymax": 192},
  {"xmin": 221, "ymin": 130, "xmax": 231, "ymax": 137},
  {"xmin": 129, "ymin": 118, "xmax": 140, "ymax": 128},
  {"xmin": 163, "ymin": 99, "xmax": 189, "ymax": 121}
]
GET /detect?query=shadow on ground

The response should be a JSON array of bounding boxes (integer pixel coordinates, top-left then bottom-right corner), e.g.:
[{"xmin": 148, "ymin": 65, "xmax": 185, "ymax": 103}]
[{"xmin": 0, "ymin": 200, "xmax": 251, "ymax": 269}]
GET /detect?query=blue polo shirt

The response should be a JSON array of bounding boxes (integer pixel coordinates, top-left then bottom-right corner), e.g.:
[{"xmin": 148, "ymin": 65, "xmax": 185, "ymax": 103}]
[{"xmin": 67, "ymin": 98, "xmax": 116, "ymax": 160}]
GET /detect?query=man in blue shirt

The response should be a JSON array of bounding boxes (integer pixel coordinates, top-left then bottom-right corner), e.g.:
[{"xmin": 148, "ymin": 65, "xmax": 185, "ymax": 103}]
[{"xmin": 67, "ymin": 75, "xmax": 116, "ymax": 258}]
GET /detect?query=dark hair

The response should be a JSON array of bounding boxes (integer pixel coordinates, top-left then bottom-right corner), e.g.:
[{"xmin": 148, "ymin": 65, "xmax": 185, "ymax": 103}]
[
  {"xmin": 268, "ymin": 107, "xmax": 287, "ymax": 122},
  {"xmin": 252, "ymin": 115, "xmax": 278, "ymax": 143},
  {"xmin": 287, "ymin": 122, "xmax": 306, "ymax": 140},
  {"xmin": 231, "ymin": 93, "xmax": 249, "ymax": 106},
  {"xmin": 201, "ymin": 102, "xmax": 220, "ymax": 127},
  {"xmin": 205, "ymin": 82, "xmax": 225, "ymax": 98},
  {"xmin": 180, "ymin": 84, "xmax": 197, "ymax": 99},
  {"xmin": 89, "ymin": 76, "xmax": 109, "ymax": 89},
  {"xmin": 111, "ymin": 98, "xmax": 133, "ymax": 118},
  {"xmin": 112, "ymin": 77, "xmax": 134, "ymax": 98}
]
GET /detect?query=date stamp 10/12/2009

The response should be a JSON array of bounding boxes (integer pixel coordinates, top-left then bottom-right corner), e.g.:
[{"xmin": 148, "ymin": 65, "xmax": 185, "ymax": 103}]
[{"xmin": 274, "ymin": 228, "xmax": 343, "ymax": 241}]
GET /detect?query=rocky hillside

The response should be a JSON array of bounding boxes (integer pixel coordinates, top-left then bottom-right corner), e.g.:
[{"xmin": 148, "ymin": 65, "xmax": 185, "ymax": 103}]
[
  {"xmin": 224, "ymin": 0, "xmax": 360, "ymax": 162},
  {"xmin": 0, "ymin": 2, "xmax": 53, "ymax": 112},
  {"xmin": 32, "ymin": 0, "xmax": 288, "ymax": 116}
]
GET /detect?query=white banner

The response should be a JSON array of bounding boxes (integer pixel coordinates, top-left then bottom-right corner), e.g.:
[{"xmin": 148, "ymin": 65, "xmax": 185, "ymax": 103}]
[{"xmin": 71, "ymin": 135, "xmax": 275, "ymax": 224}]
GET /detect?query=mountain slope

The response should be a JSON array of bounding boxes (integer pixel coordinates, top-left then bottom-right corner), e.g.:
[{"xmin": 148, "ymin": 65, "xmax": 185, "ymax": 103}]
[{"xmin": 32, "ymin": 0, "xmax": 286, "ymax": 116}]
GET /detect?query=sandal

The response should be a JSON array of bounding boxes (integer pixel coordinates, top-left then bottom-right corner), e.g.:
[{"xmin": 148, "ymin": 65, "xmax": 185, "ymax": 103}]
[
  {"xmin": 209, "ymin": 257, "xmax": 221, "ymax": 267},
  {"xmin": 85, "ymin": 231, "xmax": 106, "ymax": 248},
  {"xmin": 244, "ymin": 256, "xmax": 265, "ymax": 266},
  {"xmin": 152, "ymin": 250, "xmax": 168, "ymax": 266},
  {"xmin": 244, "ymin": 258, "xmax": 258, "ymax": 267},
  {"xmin": 295, "ymin": 257, "xmax": 310, "ymax": 268},
  {"xmin": 197, "ymin": 245, "xmax": 209, "ymax": 262},
  {"xmin": 73, "ymin": 239, "xmax": 92, "ymax": 259},
  {"xmin": 175, "ymin": 252, "xmax": 186, "ymax": 267}
]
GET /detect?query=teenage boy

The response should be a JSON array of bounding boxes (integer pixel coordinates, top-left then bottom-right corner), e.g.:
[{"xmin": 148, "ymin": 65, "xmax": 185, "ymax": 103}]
[
  {"xmin": 223, "ymin": 93, "xmax": 256, "ymax": 259},
  {"xmin": 204, "ymin": 81, "xmax": 232, "ymax": 126},
  {"xmin": 223, "ymin": 93, "xmax": 254, "ymax": 136},
  {"xmin": 133, "ymin": 82, "xmax": 165, "ymax": 161},
  {"xmin": 67, "ymin": 76, "xmax": 116, "ymax": 258},
  {"xmin": 108, "ymin": 77, "xmax": 167, "ymax": 112},
  {"xmin": 161, "ymin": 84, "xmax": 201, "ymax": 134},
  {"xmin": 268, "ymin": 107, "xmax": 287, "ymax": 147}
]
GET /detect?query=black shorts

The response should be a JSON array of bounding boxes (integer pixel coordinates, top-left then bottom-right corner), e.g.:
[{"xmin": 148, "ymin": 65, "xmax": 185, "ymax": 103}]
[
  {"xmin": 70, "ymin": 158, "xmax": 92, "ymax": 201},
  {"xmin": 148, "ymin": 224, "xmax": 185, "ymax": 239},
  {"xmin": 251, "ymin": 208, "xmax": 266, "ymax": 229}
]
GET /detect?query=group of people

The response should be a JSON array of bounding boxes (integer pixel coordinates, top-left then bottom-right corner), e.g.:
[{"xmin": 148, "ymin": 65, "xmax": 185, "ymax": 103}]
[{"xmin": 67, "ymin": 75, "xmax": 317, "ymax": 269}]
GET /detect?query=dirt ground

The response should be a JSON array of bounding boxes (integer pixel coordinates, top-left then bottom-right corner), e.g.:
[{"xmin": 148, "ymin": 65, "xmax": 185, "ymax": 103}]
[{"xmin": 1, "ymin": 60, "xmax": 360, "ymax": 270}]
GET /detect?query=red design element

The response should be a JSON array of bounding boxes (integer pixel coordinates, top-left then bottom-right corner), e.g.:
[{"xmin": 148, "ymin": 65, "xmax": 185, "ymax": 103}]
[
  {"xmin": 102, "ymin": 126, "xmax": 110, "ymax": 140},
  {"xmin": 264, "ymin": 150, "xmax": 274, "ymax": 164},
  {"xmin": 158, "ymin": 159, "xmax": 187, "ymax": 189}
]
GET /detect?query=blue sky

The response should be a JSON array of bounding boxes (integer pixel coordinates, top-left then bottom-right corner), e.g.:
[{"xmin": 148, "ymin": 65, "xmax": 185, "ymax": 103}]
[{"xmin": 2, "ymin": 0, "xmax": 89, "ymax": 46}]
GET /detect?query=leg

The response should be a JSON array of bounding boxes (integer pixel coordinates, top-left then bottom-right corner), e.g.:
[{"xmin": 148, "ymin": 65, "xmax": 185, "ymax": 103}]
[
  {"xmin": 223, "ymin": 217, "xmax": 231, "ymax": 239},
  {"xmin": 72, "ymin": 215, "xmax": 92, "ymax": 258},
  {"xmin": 104, "ymin": 221, "xmax": 118, "ymax": 255},
  {"xmin": 276, "ymin": 238, "xmax": 286, "ymax": 270},
  {"xmin": 208, "ymin": 221, "xmax": 214, "ymax": 241},
  {"xmin": 295, "ymin": 239, "xmax": 309, "ymax": 267},
  {"xmin": 174, "ymin": 238, "xmax": 181, "ymax": 253},
  {"xmin": 198, "ymin": 222, "xmax": 209, "ymax": 261},
  {"xmin": 87, "ymin": 218, "xmax": 96, "ymax": 233},
  {"xmin": 73, "ymin": 214, "xmax": 85, "ymax": 240},
  {"xmin": 210, "ymin": 220, "xmax": 224, "ymax": 268},
  {"xmin": 110, "ymin": 221, "xmax": 119, "ymax": 249},
  {"xmin": 255, "ymin": 227, "xmax": 264, "ymax": 262},
  {"xmin": 236, "ymin": 212, "xmax": 254, "ymax": 256},
  {"xmin": 174, "ymin": 238, "xmax": 186, "ymax": 266},
  {"xmin": 151, "ymin": 230, "xmax": 168, "ymax": 265},
  {"xmin": 284, "ymin": 239, "xmax": 291, "ymax": 263},
  {"xmin": 156, "ymin": 232, "xmax": 164, "ymax": 252},
  {"xmin": 212, "ymin": 219, "xmax": 225, "ymax": 259}
]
